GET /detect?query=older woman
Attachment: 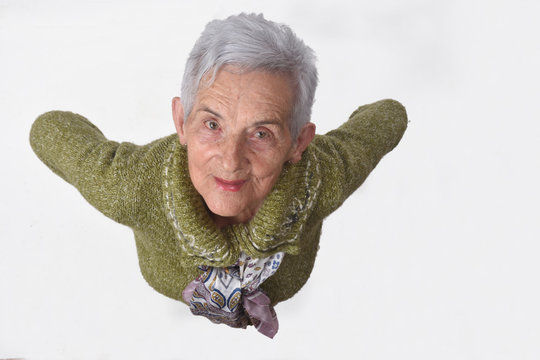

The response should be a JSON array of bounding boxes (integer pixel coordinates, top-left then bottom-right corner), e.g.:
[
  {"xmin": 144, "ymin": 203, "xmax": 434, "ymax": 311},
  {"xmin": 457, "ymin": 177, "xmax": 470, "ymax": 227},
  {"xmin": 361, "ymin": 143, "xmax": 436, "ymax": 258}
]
[{"xmin": 29, "ymin": 13, "xmax": 407, "ymax": 338}]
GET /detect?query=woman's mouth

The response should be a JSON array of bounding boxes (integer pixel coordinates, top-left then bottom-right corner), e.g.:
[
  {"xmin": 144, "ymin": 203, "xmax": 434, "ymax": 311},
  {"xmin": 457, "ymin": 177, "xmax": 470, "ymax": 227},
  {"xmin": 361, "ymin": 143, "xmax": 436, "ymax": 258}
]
[{"xmin": 214, "ymin": 177, "xmax": 247, "ymax": 192}]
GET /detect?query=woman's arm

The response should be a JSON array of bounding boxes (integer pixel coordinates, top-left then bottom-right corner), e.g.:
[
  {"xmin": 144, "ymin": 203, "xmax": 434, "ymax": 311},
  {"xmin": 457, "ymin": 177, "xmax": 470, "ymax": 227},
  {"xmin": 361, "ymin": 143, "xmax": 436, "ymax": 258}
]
[
  {"xmin": 29, "ymin": 110, "xmax": 142, "ymax": 227},
  {"xmin": 314, "ymin": 99, "xmax": 408, "ymax": 217}
]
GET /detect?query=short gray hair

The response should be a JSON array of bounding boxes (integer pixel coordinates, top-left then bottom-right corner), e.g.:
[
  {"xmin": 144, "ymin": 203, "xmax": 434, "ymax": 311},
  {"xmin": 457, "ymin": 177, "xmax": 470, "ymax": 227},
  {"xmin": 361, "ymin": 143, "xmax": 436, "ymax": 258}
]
[{"xmin": 180, "ymin": 13, "xmax": 318, "ymax": 139}]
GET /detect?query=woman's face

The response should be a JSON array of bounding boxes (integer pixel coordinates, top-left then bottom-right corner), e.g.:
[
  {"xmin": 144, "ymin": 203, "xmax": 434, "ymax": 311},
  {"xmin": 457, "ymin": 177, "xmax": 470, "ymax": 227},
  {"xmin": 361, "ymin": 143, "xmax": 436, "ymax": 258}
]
[{"xmin": 172, "ymin": 68, "xmax": 312, "ymax": 226}]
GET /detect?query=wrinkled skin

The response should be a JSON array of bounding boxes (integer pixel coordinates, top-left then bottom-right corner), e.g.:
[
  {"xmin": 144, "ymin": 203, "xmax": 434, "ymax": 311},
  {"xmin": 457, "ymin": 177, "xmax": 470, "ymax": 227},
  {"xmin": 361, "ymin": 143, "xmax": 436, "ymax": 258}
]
[{"xmin": 172, "ymin": 67, "xmax": 315, "ymax": 227}]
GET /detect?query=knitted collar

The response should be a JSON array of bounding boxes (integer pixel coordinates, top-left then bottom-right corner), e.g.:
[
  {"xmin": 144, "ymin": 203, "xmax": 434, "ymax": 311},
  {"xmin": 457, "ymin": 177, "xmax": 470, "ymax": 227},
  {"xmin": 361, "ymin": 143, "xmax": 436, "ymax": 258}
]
[{"xmin": 162, "ymin": 139, "xmax": 321, "ymax": 267}]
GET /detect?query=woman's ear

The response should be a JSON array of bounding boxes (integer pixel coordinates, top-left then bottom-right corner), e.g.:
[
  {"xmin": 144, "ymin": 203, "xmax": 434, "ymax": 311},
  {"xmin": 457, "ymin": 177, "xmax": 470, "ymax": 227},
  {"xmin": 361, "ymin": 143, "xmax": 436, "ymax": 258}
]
[
  {"xmin": 288, "ymin": 122, "xmax": 316, "ymax": 164},
  {"xmin": 172, "ymin": 97, "xmax": 187, "ymax": 145}
]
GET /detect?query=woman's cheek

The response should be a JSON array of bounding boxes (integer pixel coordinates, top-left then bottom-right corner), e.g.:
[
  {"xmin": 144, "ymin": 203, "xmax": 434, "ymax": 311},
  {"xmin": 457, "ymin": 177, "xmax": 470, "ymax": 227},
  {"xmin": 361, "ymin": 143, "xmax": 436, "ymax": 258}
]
[
  {"xmin": 250, "ymin": 150, "xmax": 288, "ymax": 177},
  {"xmin": 195, "ymin": 128, "xmax": 222, "ymax": 144},
  {"xmin": 249, "ymin": 137, "xmax": 292, "ymax": 163},
  {"xmin": 248, "ymin": 137, "xmax": 276, "ymax": 153}
]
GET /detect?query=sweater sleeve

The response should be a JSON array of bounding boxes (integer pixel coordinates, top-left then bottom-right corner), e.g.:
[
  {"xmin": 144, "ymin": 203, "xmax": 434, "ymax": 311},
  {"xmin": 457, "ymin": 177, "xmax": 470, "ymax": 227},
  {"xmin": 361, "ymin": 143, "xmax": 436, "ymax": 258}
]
[
  {"xmin": 314, "ymin": 99, "xmax": 408, "ymax": 217},
  {"xmin": 29, "ymin": 110, "xmax": 142, "ymax": 227}
]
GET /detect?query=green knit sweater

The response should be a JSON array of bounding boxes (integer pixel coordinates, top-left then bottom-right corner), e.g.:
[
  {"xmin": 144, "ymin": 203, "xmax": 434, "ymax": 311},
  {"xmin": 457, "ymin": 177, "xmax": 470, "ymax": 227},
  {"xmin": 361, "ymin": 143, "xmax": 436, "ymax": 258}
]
[{"xmin": 29, "ymin": 99, "xmax": 407, "ymax": 305}]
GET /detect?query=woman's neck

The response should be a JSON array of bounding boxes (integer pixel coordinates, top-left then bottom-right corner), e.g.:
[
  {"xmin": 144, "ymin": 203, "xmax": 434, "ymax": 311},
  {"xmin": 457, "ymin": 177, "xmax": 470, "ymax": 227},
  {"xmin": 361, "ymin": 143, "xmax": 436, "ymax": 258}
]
[{"xmin": 206, "ymin": 204, "xmax": 255, "ymax": 228}]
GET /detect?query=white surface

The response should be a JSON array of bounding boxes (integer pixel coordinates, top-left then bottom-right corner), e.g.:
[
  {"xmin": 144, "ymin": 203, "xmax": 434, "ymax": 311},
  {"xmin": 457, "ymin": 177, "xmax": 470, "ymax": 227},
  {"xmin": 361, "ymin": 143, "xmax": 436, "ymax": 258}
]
[{"xmin": 1, "ymin": 0, "xmax": 539, "ymax": 359}]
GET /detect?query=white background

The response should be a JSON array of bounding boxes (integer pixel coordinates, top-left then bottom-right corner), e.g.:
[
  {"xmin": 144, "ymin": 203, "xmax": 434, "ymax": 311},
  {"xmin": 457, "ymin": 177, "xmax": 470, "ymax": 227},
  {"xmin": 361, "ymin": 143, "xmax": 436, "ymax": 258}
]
[{"xmin": 1, "ymin": 0, "xmax": 539, "ymax": 359}]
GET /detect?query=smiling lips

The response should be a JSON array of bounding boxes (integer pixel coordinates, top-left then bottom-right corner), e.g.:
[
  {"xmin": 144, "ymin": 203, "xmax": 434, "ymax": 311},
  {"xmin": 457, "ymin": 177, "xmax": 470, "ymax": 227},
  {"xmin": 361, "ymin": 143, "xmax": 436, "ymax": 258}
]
[{"xmin": 214, "ymin": 177, "xmax": 247, "ymax": 192}]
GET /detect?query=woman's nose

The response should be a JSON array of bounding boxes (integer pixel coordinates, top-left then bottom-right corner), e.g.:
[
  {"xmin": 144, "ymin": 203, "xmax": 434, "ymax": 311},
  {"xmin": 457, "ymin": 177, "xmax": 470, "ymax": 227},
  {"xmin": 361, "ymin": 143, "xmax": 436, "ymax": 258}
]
[{"xmin": 220, "ymin": 136, "xmax": 247, "ymax": 172}]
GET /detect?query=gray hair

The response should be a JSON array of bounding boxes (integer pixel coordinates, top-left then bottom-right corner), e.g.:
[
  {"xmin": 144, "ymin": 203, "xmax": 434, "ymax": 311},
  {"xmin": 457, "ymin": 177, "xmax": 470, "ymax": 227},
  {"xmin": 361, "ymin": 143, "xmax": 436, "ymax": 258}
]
[{"xmin": 180, "ymin": 13, "xmax": 318, "ymax": 139}]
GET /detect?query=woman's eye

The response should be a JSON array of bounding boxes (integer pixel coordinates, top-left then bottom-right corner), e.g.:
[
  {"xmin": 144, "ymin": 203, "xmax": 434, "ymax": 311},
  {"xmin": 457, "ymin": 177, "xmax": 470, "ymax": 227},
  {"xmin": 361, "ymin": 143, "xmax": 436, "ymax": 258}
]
[
  {"xmin": 255, "ymin": 130, "xmax": 268, "ymax": 139},
  {"xmin": 205, "ymin": 120, "xmax": 219, "ymax": 130}
]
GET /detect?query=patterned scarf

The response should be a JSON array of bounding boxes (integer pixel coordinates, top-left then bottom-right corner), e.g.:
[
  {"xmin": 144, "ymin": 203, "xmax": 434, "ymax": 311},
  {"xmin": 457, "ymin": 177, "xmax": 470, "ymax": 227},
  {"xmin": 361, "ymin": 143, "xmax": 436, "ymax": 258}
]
[{"xmin": 182, "ymin": 252, "xmax": 284, "ymax": 338}]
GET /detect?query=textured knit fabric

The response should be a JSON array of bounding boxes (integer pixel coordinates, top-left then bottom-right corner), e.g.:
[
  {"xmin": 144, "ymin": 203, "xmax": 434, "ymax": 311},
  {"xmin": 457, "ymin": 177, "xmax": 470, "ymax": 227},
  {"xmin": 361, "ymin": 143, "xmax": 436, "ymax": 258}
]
[{"xmin": 29, "ymin": 99, "xmax": 408, "ymax": 306}]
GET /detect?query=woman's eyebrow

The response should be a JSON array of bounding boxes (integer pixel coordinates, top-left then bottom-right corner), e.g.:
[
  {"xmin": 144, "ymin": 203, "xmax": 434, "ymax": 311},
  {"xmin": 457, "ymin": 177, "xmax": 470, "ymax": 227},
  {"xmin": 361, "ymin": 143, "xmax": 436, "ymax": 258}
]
[
  {"xmin": 252, "ymin": 120, "xmax": 283, "ymax": 128},
  {"xmin": 199, "ymin": 106, "xmax": 223, "ymax": 119},
  {"xmin": 199, "ymin": 106, "xmax": 284, "ymax": 127}
]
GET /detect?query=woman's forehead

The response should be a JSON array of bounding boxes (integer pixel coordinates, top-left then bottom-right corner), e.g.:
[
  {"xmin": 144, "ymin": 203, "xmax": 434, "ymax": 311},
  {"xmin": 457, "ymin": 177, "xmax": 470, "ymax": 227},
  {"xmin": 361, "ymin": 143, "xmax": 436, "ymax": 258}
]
[{"xmin": 192, "ymin": 69, "xmax": 294, "ymax": 123}]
